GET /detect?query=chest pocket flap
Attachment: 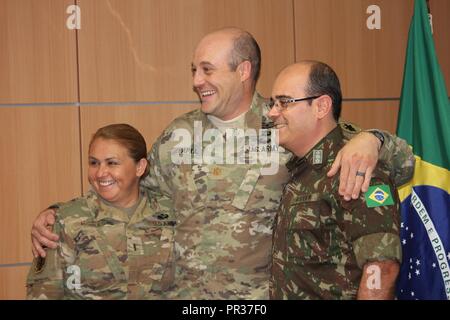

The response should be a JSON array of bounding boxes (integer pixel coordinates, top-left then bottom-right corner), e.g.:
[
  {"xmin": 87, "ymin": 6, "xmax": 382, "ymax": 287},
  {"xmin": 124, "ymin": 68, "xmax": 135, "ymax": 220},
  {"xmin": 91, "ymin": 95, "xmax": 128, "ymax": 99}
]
[{"xmin": 289, "ymin": 193, "xmax": 323, "ymax": 230}]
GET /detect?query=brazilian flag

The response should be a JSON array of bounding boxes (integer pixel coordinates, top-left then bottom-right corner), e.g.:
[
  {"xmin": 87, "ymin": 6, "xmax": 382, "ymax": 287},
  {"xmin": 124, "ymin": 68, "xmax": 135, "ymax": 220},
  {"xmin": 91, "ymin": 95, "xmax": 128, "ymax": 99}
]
[{"xmin": 396, "ymin": 0, "xmax": 450, "ymax": 300}]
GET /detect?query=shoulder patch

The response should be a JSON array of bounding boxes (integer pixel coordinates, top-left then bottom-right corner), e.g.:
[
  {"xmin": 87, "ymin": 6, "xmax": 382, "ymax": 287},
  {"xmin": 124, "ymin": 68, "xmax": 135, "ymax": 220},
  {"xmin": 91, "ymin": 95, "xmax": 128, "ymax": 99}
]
[
  {"xmin": 364, "ymin": 185, "xmax": 395, "ymax": 207},
  {"xmin": 343, "ymin": 123, "xmax": 356, "ymax": 132},
  {"xmin": 339, "ymin": 121, "xmax": 361, "ymax": 134}
]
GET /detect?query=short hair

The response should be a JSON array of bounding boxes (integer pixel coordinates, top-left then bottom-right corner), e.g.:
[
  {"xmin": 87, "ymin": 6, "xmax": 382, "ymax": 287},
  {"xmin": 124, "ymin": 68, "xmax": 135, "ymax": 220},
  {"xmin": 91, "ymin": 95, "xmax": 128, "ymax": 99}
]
[
  {"xmin": 89, "ymin": 123, "xmax": 149, "ymax": 178},
  {"xmin": 305, "ymin": 61, "xmax": 342, "ymax": 121},
  {"xmin": 228, "ymin": 31, "xmax": 261, "ymax": 84}
]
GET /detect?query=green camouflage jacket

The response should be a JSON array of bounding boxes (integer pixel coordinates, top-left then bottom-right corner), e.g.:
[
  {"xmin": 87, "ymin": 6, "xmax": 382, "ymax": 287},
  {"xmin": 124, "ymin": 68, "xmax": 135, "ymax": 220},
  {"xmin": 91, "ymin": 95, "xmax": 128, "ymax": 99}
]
[
  {"xmin": 270, "ymin": 126, "xmax": 402, "ymax": 300},
  {"xmin": 26, "ymin": 190, "xmax": 176, "ymax": 299},
  {"xmin": 141, "ymin": 92, "xmax": 413, "ymax": 299}
]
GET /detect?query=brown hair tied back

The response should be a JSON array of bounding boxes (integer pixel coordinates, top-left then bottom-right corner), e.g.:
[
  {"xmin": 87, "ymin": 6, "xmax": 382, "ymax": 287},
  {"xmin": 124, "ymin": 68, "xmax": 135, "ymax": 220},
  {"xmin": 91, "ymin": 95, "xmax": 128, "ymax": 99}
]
[{"xmin": 89, "ymin": 123, "xmax": 149, "ymax": 178}]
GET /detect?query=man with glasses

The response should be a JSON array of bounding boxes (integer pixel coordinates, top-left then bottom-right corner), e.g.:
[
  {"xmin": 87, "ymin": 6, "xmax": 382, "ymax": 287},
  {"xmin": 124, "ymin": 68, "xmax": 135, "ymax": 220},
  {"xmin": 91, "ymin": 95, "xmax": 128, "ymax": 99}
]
[
  {"xmin": 31, "ymin": 28, "xmax": 411, "ymax": 299},
  {"xmin": 270, "ymin": 61, "xmax": 401, "ymax": 300}
]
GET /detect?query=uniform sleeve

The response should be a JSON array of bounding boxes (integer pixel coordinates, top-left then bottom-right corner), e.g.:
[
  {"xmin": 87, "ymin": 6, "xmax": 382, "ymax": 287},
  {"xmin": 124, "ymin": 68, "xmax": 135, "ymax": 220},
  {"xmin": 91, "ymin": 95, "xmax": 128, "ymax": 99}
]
[
  {"xmin": 26, "ymin": 214, "xmax": 70, "ymax": 299},
  {"xmin": 140, "ymin": 132, "xmax": 175, "ymax": 214},
  {"xmin": 339, "ymin": 172, "xmax": 402, "ymax": 269},
  {"xmin": 370, "ymin": 130, "xmax": 415, "ymax": 187}
]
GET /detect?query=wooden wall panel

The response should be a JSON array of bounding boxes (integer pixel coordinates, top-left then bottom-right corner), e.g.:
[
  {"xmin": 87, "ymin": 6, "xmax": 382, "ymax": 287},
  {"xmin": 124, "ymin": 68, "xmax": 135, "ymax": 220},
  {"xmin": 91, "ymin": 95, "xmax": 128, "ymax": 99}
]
[
  {"xmin": 294, "ymin": 0, "xmax": 414, "ymax": 99},
  {"xmin": 0, "ymin": 0, "xmax": 78, "ymax": 104},
  {"xmin": 0, "ymin": 266, "xmax": 29, "ymax": 300},
  {"xmin": 341, "ymin": 100, "xmax": 399, "ymax": 132},
  {"xmin": 0, "ymin": 107, "xmax": 82, "ymax": 264},
  {"xmin": 0, "ymin": 0, "xmax": 448, "ymax": 301},
  {"xmin": 430, "ymin": 0, "xmax": 450, "ymax": 94},
  {"xmin": 77, "ymin": 0, "xmax": 295, "ymax": 102},
  {"xmin": 79, "ymin": 104, "xmax": 198, "ymax": 193}
]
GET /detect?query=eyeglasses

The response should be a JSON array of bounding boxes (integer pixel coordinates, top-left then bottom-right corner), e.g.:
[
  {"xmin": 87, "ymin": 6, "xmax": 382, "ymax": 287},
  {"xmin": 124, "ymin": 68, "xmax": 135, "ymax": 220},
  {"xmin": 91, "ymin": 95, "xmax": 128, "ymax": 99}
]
[{"xmin": 268, "ymin": 96, "xmax": 320, "ymax": 110}]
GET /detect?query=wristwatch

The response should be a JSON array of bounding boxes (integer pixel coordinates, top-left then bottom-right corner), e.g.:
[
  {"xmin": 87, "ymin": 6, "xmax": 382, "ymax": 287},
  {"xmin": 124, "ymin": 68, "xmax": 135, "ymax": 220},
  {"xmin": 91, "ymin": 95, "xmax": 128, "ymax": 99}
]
[{"xmin": 368, "ymin": 130, "xmax": 385, "ymax": 149}]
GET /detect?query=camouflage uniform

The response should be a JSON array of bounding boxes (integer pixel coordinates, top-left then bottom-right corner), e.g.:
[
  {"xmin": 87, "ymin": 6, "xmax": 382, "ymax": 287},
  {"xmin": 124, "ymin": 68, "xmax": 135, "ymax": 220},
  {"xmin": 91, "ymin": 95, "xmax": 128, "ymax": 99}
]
[
  {"xmin": 26, "ymin": 190, "xmax": 176, "ymax": 299},
  {"xmin": 141, "ymin": 92, "xmax": 413, "ymax": 299},
  {"xmin": 270, "ymin": 126, "xmax": 402, "ymax": 300}
]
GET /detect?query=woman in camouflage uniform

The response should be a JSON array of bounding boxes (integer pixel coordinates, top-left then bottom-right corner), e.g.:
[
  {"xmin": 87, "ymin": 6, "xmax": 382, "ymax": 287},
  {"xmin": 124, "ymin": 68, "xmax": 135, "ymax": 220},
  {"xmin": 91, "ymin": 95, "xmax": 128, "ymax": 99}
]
[{"xmin": 26, "ymin": 124, "xmax": 176, "ymax": 299}]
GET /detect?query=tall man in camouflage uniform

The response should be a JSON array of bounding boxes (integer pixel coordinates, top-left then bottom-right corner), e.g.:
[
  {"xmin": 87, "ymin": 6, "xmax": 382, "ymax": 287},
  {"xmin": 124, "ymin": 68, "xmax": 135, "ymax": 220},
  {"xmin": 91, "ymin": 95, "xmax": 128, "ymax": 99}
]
[
  {"xmin": 269, "ymin": 61, "xmax": 401, "ymax": 300},
  {"xmin": 31, "ymin": 28, "xmax": 413, "ymax": 299}
]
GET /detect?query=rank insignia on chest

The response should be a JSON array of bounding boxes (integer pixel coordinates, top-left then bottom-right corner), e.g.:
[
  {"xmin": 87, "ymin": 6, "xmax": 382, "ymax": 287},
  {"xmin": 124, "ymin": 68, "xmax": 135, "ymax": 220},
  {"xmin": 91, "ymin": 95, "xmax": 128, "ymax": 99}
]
[
  {"xmin": 128, "ymin": 236, "xmax": 144, "ymax": 255},
  {"xmin": 312, "ymin": 150, "xmax": 323, "ymax": 165},
  {"xmin": 365, "ymin": 185, "xmax": 394, "ymax": 207},
  {"xmin": 211, "ymin": 167, "xmax": 222, "ymax": 176}
]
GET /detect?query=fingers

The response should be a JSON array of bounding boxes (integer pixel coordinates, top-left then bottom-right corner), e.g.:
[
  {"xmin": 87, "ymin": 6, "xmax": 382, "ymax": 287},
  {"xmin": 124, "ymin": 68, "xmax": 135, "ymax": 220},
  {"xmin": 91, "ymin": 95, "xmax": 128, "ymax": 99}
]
[
  {"xmin": 353, "ymin": 154, "xmax": 377, "ymax": 198},
  {"xmin": 31, "ymin": 226, "xmax": 57, "ymax": 248},
  {"xmin": 31, "ymin": 245, "xmax": 38, "ymax": 258},
  {"xmin": 361, "ymin": 164, "xmax": 375, "ymax": 193},
  {"xmin": 337, "ymin": 131, "xmax": 381, "ymax": 201},
  {"xmin": 337, "ymin": 153, "xmax": 351, "ymax": 197},
  {"xmin": 327, "ymin": 151, "xmax": 342, "ymax": 177},
  {"xmin": 31, "ymin": 209, "xmax": 59, "ymax": 258},
  {"xmin": 342, "ymin": 155, "xmax": 361, "ymax": 200},
  {"xmin": 32, "ymin": 224, "xmax": 59, "ymax": 247},
  {"xmin": 31, "ymin": 233, "xmax": 47, "ymax": 258},
  {"xmin": 351, "ymin": 162, "xmax": 370, "ymax": 199},
  {"xmin": 34, "ymin": 210, "xmax": 59, "ymax": 242},
  {"xmin": 45, "ymin": 212, "xmax": 56, "ymax": 226}
]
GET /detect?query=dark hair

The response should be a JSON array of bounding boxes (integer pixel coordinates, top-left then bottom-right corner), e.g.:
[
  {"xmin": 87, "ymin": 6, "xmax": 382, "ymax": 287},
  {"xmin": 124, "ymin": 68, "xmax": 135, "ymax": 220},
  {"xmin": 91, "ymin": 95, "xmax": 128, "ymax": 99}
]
[
  {"xmin": 228, "ymin": 31, "xmax": 261, "ymax": 84},
  {"xmin": 305, "ymin": 61, "xmax": 342, "ymax": 121},
  {"xmin": 89, "ymin": 123, "xmax": 149, "ymax": 178}
]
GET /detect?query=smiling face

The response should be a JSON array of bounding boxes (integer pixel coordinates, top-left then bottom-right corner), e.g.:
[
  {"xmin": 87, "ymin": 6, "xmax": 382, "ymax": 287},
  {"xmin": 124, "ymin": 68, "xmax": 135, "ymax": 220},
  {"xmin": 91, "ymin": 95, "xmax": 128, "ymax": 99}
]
[
  {"xmin": 191, "ymin": 32, "xmax": 248, "ymax": 120},
  {"xmin": 88, "ymin": 138, "xmax": 144, "ymax": 208},
  {"xmin": 268, "ymin": 64, "xmax": 318, "ymax": 155}
]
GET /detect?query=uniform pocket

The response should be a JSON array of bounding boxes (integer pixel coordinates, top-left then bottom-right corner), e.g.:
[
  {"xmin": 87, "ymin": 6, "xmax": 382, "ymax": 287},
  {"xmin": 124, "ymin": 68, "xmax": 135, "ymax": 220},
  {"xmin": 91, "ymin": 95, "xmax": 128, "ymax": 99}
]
[
  {"xmin": 289, "ymin": 200, "xmax": 322, "ymax": 230},
  {"xmin": 287, "ymin": 199, "xmax": 329, "ymax": 262},
  {"xmin": 129, "ymin": 220, "xmax": 177, "ymax": 296},
  {"xmin": 73, "ymin": 226, "xmax": 126, "ymax": 293}
]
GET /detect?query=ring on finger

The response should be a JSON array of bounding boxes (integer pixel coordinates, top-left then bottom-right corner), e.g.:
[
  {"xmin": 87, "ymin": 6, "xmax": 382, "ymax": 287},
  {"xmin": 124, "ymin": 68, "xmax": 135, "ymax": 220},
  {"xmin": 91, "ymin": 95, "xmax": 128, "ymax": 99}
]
[{"xmin": 356, "ymin": 171, "xmax": 366, "ymax": 177}]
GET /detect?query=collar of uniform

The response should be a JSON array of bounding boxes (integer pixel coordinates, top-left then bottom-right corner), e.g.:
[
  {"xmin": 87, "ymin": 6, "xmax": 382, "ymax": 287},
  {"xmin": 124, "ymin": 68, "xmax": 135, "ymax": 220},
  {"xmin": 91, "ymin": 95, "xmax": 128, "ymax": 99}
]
[
  {"xmin": 197, "ymin": 106, "xmax": 215, "ymax": 132},
  {"xmin": 199, "ymin": 92, "xmax": 265, "ymax": 132},
  {"xmin": 285, "ymin": 155, "xmax": 307, "ymax": 179},
  {"xmin": 303, "ymin": 125, "xmax": 344, "ymax": 171},
  {"xmin": 244, "ymin": 91, "xmax": 266, "ymax": 130},
  {"xmin": 85, "ymin": 190, "xmax": 147, "ymax": 224},
  {"xmin": 127, "ymin": 195, "xmax": 150, "ymax": 225}
]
